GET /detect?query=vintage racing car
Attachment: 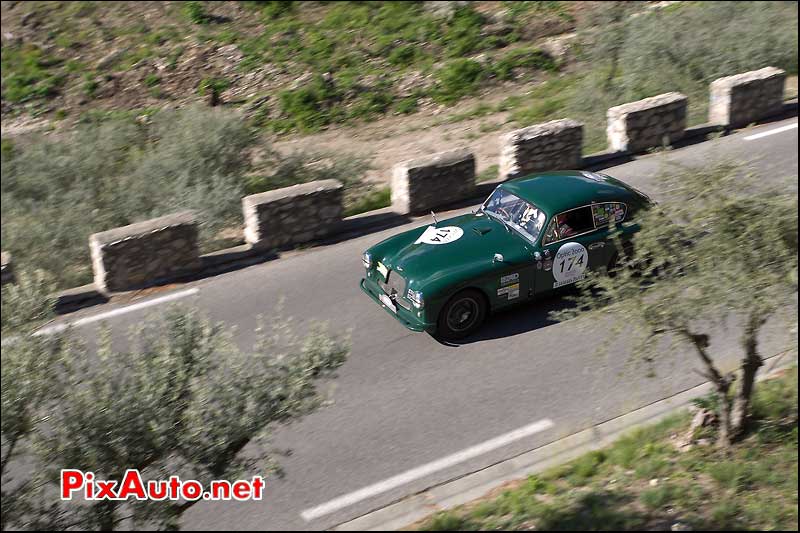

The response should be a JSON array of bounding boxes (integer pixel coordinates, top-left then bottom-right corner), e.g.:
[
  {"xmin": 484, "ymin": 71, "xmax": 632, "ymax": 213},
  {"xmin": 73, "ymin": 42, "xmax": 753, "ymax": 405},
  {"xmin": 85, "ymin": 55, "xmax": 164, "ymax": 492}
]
[{"xmin": 360, "ymin": 170, "xmax": 653, "ymax": 340}]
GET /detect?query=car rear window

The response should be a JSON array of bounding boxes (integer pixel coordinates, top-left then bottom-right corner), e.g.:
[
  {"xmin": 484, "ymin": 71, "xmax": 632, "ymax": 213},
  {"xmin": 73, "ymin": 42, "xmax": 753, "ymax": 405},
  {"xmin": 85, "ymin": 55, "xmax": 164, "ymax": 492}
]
[{"xmin": 592, "ymin": 202, "xmax": 627, "ymax": 227}]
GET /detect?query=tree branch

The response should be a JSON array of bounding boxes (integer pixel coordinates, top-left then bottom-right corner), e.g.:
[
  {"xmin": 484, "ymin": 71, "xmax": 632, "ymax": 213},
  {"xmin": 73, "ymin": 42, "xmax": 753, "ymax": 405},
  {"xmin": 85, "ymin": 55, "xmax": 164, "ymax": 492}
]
[{"xmin": 1, "ymin": 436, "xmax": 19, "ymax": 479}]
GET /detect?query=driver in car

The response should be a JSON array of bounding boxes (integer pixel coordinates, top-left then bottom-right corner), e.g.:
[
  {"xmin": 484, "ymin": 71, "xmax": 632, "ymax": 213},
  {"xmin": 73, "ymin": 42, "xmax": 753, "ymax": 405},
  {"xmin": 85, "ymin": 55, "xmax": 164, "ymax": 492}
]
[{"xmin": 556, "ymin": 213, "xmax": 577, "ymax": 238}]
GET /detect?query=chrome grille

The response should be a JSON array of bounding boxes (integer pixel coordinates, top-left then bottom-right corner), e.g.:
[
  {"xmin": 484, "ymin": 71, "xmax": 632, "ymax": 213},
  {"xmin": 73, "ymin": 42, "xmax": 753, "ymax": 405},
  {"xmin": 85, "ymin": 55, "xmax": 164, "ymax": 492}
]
[{"xmin": 379, "ymin": 270, "xmax": 410, "ymax": 309}]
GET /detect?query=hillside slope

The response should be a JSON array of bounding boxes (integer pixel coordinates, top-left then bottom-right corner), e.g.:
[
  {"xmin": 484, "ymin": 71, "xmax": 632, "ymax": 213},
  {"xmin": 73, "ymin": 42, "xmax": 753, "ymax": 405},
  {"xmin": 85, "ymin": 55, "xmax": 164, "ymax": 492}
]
[{"xmin": 1, "ymin": 1, "xmax": 583, "ymax": 131}]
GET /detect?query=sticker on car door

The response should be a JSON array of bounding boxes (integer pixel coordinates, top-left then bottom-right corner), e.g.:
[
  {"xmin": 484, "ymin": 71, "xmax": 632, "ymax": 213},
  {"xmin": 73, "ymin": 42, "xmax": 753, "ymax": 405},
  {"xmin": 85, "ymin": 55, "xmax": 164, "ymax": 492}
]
[{"xmin": 553, "ymin": 242, "xmax": 588, "ymax": 288}]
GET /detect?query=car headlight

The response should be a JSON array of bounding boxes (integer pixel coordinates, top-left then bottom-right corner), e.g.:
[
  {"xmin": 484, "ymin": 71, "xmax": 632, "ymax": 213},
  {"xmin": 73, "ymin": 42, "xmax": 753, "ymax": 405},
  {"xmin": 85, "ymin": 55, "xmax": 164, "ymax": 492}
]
[
  {"xmin": 362, "ymin": 251, "xmax": 373, "ymax": 270},
  {"xmin": 407, "ymin": 289, "xmax": 424, "ymax": 309}
]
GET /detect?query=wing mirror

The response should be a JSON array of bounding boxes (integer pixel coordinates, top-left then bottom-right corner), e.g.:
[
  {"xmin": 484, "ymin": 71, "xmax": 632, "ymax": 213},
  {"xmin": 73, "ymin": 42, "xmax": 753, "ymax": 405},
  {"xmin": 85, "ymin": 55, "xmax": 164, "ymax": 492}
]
[
  {"xmin": 533, "ymin": 251, "xmax": 542, "ymax": 261},
  {"xmin": 493, "ymin": 253, "xmax": 504, "ymax": 263}
]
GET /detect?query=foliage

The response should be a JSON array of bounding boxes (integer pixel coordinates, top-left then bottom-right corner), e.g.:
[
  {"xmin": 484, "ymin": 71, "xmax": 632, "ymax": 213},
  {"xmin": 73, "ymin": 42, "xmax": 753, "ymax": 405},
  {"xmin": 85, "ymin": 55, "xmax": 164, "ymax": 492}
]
[
  {"xmin": 492, "ymin": 47, "xmax": 557, "ymax": 80},
  {"xmin": 343, "ymin": 186, "xmax": 391, "ymax": 218},
  {"xmin": 438, "ymin": 5, "xmax": 486, "ymax": 58},
  {"xmin": 243, "ymin": 150, "xmax": 369, "ymax": 195},
  {"xmin": 2, "ymin": 1, "xmax": 797, "ymax": 133},
  {"xmin": 432, "ymin": 59, "xmax": 487, "ymax": 105},
  {"xmin": 0, "ymin": 107, "xmax": 368, "ymax": 289},
  {"xmin": 1, "ymin": 45, "xmax": 65, "ymax": 103},
  {"xmin": 476, "ymin": 165, "xmax": 499, "ymax": 183},
  {"xmin": 144, "ymin": 74, "xmax": 161, "ymax": 87},
  {"xmin": 0, "ymin": 270, "xmax": 58, "ymax": 335},
  {"xmin": 259, "ymin": 1, "xmax": 296, "ymax": 20},
  {"xmin": 568, "ymin": 1, "xmax": 798, "ymax": 132},
  {"xmin": 275, "ymin": 75, "xmax": 343, "ymax": 133},
  {"xmin": 184, "ymin": 1, "xmax": 211, "ymax": 25},
  {"xmin": 615, "ymin": 1, "xmax": 799, "ymax": 98},
  {"xmin": 1, "ymin": 277, "xmax": 350, "ymax": 530},
  {"xmin": 551, "ymin": 161, "xmax": 798, "ymax": 447}
]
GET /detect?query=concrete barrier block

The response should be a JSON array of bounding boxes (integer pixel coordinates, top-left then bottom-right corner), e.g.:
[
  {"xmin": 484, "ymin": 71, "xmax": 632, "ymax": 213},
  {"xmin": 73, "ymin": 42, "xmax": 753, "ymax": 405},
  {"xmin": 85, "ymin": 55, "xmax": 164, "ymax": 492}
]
[
  {"xmin": 391, "ymin": 148, "xmax": 475, "ymax": 215},
  {"xmin": 607, "ymin": 92, "xmax": 688, "ymax": 152},
  {"xmin": 709, "ymin": 67, "xmax": 786, "ymax": 128},
  {"xmin": 243, "ymin": 179, "xmax": 343, "ymax": 249},
  {"xmin": 89, "ymin": 212, "xmax": 201, "ymax": 293},
  {"xmin": 498, "ymin": 119, "xmax": 583, "ymax": 179}
]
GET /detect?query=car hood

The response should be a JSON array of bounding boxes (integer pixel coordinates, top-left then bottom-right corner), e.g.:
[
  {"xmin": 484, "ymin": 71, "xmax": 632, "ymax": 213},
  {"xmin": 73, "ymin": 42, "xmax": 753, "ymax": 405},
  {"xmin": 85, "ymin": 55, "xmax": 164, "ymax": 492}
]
[{"xmin": 369, "ymin": 212, "xmax": 532, "ymax": 289}]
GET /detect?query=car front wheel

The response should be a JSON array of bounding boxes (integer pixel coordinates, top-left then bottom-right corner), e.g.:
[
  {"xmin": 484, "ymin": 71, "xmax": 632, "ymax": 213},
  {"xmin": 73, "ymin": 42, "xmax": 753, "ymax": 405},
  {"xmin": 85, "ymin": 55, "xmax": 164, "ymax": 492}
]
[{"xmin": 436, "ymin": 289, "xmax": 487, "ymax": 341}]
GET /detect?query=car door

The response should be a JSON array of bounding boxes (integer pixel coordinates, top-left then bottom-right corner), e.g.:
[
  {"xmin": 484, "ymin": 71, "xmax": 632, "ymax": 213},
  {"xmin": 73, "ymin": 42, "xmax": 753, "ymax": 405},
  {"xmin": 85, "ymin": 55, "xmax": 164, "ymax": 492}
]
[{"xmin": 533, "ymin": 205, "xmax": 609, "ymax": 294}]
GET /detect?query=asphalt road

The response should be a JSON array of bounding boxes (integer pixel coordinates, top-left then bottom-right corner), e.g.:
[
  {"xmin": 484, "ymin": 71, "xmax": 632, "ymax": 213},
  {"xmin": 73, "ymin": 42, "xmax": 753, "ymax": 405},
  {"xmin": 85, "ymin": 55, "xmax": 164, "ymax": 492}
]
[{"xmin": 38, "ymin": 118, "xmax": 799, "ymax": 530}]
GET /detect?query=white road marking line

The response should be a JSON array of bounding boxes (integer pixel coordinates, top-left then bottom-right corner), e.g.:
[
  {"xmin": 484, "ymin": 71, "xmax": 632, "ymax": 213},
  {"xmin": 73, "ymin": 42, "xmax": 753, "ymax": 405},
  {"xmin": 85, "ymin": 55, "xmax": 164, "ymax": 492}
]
[
  {"xmin": 33, "ymin": 288, "xmax": 200, "ymax": 337},
  {"xmin": 300, "ymin": 418, "xmax": 555, "ymax": 522},
  {"xmin": 743, "ymin": 122, "xmax": 797, "ymax": 140}
]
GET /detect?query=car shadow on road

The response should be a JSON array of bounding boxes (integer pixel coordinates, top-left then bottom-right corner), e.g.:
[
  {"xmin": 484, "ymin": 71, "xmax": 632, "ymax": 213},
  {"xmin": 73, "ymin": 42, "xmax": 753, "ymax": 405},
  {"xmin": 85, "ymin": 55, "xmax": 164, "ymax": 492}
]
[{"xmin": 435, "ymin": 289, "xmax": 580, "ymax": 346}]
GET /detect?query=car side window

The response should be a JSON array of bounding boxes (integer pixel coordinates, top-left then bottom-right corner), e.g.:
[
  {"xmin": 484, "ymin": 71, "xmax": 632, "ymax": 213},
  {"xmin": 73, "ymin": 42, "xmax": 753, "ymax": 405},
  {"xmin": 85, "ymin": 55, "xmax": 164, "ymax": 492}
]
[
  {"xmin": 555, "ymin": 206, "xmax": 594, "ymax": 238},
  {"xmin": 592, "ymin": 202, "xmax": 627, "ymax": 227},
  {"xmin": 543, "ymin": 206, "xmax": 596, "ymax": 245}
]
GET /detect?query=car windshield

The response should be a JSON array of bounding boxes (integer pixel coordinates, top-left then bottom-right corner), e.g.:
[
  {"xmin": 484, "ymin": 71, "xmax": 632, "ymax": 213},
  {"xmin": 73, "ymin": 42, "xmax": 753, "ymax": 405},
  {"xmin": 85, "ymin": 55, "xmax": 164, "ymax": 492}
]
[{"xmin": 481, "ymin": 187, "xmax": 547, "ymax": 244}]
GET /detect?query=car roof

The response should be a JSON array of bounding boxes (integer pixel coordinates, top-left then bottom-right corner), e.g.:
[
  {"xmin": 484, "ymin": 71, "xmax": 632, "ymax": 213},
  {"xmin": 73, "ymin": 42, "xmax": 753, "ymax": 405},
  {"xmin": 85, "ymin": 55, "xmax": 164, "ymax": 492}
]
[{"xmin": 499, "ymin": 170, "xmax": 638, "ymax": 216}]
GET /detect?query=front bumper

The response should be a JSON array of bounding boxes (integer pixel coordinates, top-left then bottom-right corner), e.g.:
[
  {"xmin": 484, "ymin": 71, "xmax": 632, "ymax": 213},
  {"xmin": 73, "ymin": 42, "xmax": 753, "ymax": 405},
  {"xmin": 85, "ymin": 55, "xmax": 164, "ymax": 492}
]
[{"xmin": 360, "ymin": 277, "xmax": 435, "ymax": 333}]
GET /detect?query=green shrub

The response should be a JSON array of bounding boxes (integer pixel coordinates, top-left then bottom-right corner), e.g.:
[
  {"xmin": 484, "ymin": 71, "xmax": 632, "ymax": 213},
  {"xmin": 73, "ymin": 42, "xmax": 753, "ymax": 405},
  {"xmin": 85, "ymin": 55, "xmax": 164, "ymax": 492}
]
[
  {"xmin": 243, "ymin": 150, "xmax": 369, "ymax": 195},
  {"xmin": 184, "ymin": 1, "xmax": 211, "ymax": 24},
  {"xmin": 387, "ymin": 44, "xmax": 421, "ymax": 67},
  {"xmin": 257, "ymin": 0, "xmax": 296, "ymax": 20},
  {"xmin": 0, "ymin": 270, "xmax": 58, "ymax": 335},
  {"xmin": 477, "ymin": 165, "xmax": 499, "ymax": 182},
  {"xmin": 575, "ymin": 1, "xmax": 798, "ymax": 109},
  {"xmin": 276, "ymin": 75, "xmax": 342, "ymax": 132},
  {"xmin": 492, "ymin": 47, "xmax": 557, "ymax": 80},
  {"xmin": 1, "ymin": 139, "xmax": 15, "ymax": 162},
  {"xmin": 566, "ymin": 450, "xmax": 607, "ymax": 484},
  {"xmin": 510, "ymin": 96, "xmax": 567, "ymax": 125},
  {"xmin": 344, "ymin": 186, "xmax": 391, "ymax": 217},
  {"xmin": 82, "ymin": 75, "xmax": 99, "ymax": 98},
  {"xmin": 348, "ymin": 83, "xmax": 394, "ymax": 120},
  {"xmin": 1, "ymin": 45, "xmax": 65, "ymax": 103},
  {"xmin": 710, "ymin": 498, "xmax": 741, "ymax": 528},
  {"xmin": 439, "ymin": 6, "xmax": 486, "ymax": 58},
  {"xmin": 427, "ymin": 511, "xmax": 475, "ymax": 531},
  {"xmin": 752, "ymin": 367, "xmax": 798, "ymax": 422},
  {"xmin": 144, "ymin": 74, "xmax": 161, "ymax": 87},
  {"xmin": 708, "ymin": 461, "xmax": 746, "ymax": 492},
  {"xmin": 0, "ymin": 107, "xmax": 256, "ymax": 288},
  {"xmin": 640, "ymin": 484, "xmax": 678, "ymax": 510},
  {"xmin": 197, "ymin": 77, "xmax": 231, "ymax": 96},
  {"xmin": 433, "ymin": 59, "xmax": 486, "ymax": 105},
  {"xmin": 394, "ymin": 96, "xmax": 419, "ymax": 115}
]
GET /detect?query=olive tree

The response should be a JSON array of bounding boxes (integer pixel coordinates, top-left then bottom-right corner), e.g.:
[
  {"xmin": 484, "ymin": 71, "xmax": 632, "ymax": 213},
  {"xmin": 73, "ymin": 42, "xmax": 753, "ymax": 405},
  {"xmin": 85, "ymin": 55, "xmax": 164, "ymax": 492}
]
[
  {"xmin": 1, "ymin": 271, "xmax": 69, "ymax": 530},
  {"xmin": 553, "ymin": 162, "xmax": 798, "ymax": 448},
  {"xmin": 1, "ymin": 275, "xmax": 349, "ymax": 530}
]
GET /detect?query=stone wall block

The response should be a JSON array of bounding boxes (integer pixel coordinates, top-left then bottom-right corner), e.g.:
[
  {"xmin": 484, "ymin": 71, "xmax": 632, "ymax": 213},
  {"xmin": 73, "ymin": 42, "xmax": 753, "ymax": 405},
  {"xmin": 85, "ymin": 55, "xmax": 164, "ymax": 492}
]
[
  {"xmin": 709, "ymin": 67, "xmax": 786, "ymax": 127},
  {"xmin": 243, "ymin": 179, "xmax": 344, "ymax": 249},
  {"xmin": 498, "ymin": 119, "xmax": 583, "ymax": 179},
  {"xmin": 606, "ymin": 92, "xmax": 687, "ymax": 153},
  {"xmin": 89, "ymin": 211, "xmax": 201, "ymax": 293},
  {"xmin": 391, "ymin": 148, "xmax": 476, "ymax": 215}
]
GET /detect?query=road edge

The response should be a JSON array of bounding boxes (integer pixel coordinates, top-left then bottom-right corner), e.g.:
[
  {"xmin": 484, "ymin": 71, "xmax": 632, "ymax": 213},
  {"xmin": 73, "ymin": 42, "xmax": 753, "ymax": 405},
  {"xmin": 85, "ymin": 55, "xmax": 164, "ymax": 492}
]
[{"xmin": 333, "ymin": 349, "xmax": 797, "ymax": 531}]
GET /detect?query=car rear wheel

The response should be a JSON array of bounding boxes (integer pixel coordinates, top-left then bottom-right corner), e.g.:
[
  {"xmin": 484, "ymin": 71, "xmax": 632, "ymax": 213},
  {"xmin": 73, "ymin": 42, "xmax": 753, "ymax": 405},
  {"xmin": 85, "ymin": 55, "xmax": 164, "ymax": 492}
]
[{"xmin": 436, "ymin": 289, "xmax": 487, "ymax": 341}]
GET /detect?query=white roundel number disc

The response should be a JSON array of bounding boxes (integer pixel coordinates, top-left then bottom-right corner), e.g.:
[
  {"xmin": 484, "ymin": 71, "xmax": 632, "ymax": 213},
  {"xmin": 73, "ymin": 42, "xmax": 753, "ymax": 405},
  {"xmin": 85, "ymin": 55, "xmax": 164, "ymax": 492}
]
[
  {"xmin": 553, "ymin": 242, "xmax": 588, "ymax": 288},
  {"xmin": 415, "ymin": 226, "xmax": 464, "ymax": 245}
]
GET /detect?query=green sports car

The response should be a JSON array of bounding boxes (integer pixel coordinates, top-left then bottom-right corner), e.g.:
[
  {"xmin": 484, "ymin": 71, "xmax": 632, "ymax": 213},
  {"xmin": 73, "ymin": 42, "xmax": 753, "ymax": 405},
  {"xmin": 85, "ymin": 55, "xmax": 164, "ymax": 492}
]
[{"xmin": 360, "ymin": 170, "xmax": 653, "ymax": 340}]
